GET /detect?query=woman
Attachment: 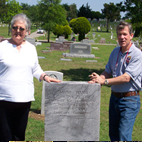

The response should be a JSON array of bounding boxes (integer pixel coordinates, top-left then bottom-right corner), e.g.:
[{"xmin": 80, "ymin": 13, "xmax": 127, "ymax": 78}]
[{"xmin": 0, "ymin": 13, "xmax": 61, "ymax": 141}]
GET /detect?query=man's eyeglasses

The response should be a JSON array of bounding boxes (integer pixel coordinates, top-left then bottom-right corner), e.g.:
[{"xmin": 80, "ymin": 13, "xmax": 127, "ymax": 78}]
[{"xmin": 12, "ymin": 26, "xmax": 25, "ymax": 32}]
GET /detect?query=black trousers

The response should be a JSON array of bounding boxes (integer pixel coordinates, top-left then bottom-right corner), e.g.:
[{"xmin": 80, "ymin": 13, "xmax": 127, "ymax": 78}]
[{"xmin": 0, "ymin": 101, "xmax": 31, "ymax": 141}]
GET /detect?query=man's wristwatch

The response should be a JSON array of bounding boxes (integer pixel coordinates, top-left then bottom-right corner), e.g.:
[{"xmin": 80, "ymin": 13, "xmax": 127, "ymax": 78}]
[{"xmin": 104, "ymin": 79, "xmax": 109, "ymax": 85}]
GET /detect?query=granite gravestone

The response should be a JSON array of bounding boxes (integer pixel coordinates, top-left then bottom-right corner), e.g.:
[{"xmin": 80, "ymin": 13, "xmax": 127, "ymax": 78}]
[
  {"xmin": 56, "ymin": 36, "xmax": 66, "ymax": 43},
  {"xmin": 50, "ymin": 42, "xmax": 64, "ymax": 51},
  {"xmin": 41, "ymin": 71, "xmax": 63, "ymax": 115},
  {"xmin": 81, "ymin": 39, "xmax": 94, "ymax": 43},
  {"xmin": 63, "ymin": 43, "xmax": 95, "ymax": 58},
  {"xmin": 44, "ymin": 81, "xmax": 101, "ymax": 141},
  {"xmin": 99, "ymin": 38, "xmax": 105, "ymax": 44},
  {"xmin": 81, "ymin": 39, "xmax": 90, "ymax": 44},
  {"xmin": 63, "ymin": 41, "xmax": 74, "ymax": 50}
]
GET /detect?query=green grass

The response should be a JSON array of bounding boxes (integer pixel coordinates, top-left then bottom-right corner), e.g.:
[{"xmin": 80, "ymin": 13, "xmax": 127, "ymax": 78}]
[
  {"xmin": 1, "ymin": 23, "xmax": 142, "ymax": 141},
  {"xmin": 25, "ymin": 42, "xmax": 142, "ymax": 141},
  {"xmin": 26, "ymin": 118, "xmax": 44, "ymax": 140}
]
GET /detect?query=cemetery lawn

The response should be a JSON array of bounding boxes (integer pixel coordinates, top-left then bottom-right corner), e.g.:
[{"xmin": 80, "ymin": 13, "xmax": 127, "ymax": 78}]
[
  {"xmin": 25, "ymin": 42, "xmax": 142, "ymax": 141},
  {"xmin": 1, "ymin": 24, "xmax": 142, "ymax": 141}
]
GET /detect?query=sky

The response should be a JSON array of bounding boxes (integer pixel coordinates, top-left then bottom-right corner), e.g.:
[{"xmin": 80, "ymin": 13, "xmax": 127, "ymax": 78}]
[{"xmin": 16, "ymin": 0, "xmax": 125, "ymax": 16}]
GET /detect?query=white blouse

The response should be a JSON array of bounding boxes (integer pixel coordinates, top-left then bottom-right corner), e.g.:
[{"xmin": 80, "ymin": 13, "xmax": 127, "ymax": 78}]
[{"xmin": 0, "ymin": 40, "xmax": 43, "ymax": 102}]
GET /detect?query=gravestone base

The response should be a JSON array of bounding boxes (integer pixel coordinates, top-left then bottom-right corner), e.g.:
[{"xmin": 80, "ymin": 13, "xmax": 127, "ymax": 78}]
[
  {"xmin": 63, "ymin": 53, "xmax": 95, "ymax": 58},
  {"xmin": 44, "ymin": 81, "xmax": 101, "ymax": 141}
]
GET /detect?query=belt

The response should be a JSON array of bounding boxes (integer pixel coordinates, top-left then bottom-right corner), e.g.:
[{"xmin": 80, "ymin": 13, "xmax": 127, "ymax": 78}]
[{"xmin": 112, "ymin": 90, "xmax": 139, "ymax": 98}]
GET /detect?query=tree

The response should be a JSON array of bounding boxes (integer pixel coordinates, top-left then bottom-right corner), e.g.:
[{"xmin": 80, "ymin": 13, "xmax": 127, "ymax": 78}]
[
  {"xmin": 101, "ymin": 2, "xmax": 121, "ymax": 32},
  {"xmin": 20, "ymin": 3, "xmax": 30, "ymax": 11},
  {"xmin": 28, "ymin": 5, "xmax": 40, "ymax": 28},
  {"xmin": 119, "ymin": 0, "xmax": 142, "ymax": 37},
  {"xmin": 62, "ymin": 3, "xmax": 70, "ymax": 11},
  {"xmin": 77, "ymin": 3, "xmax": 92, "ymax": 19},
  {"xmin": 72, "ymin": 17, "xmax": 91, "ymax": 41},
  {"xmin": 0, "ymin": 0, "xmax": 9, "ymax": 21},
  {"xmin": 68, "ymin": 3, "xmax": 77, "ymax": 19},
  {"xmin": 3, "ymin": 0, "xmax": 22, "ymax": 36},
  {"xmin": 91, "ymin": 11, "xmax": 102, "ymax": 21},
  {"xmin": 62, "ymin": 3, "xmax": 77, "ymax": 21},
  {"xmin": 38, "ymin": 0, "xmax": 67, "ymax": 42}
]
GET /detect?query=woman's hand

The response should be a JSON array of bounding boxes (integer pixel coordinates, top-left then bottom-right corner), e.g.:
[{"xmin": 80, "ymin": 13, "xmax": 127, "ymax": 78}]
[
  {"xmin": 44, "ymin": 75, "xmax": 61, "ymax": 83},
  {"xmin": 40, "ymin": 73, "xmax": 61, "ymax": 83}
]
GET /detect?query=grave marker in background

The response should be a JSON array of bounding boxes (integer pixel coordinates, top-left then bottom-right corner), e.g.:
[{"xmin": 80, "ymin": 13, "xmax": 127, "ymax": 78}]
[{"xmin": 63, "ymin": 43, "xmax": 95, "ymax": 58}]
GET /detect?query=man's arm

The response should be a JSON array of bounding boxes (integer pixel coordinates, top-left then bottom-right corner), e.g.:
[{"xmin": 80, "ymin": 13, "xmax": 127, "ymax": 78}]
[{"xmin": 89, "ymin": 71, "xmax": 131, "ymax": 85}]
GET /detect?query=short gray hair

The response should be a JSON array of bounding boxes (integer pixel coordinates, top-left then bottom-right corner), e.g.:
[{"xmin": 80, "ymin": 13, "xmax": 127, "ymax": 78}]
[
  {"xmin": 116, "ymin": 21, "xmax": 133, "ymax": 35},
  {"xmin": 11, "ymin": 13, "xmax": 31, "ymax": 31}
]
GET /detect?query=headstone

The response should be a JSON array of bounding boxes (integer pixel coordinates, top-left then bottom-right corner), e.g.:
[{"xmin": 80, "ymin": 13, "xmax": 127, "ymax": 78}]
[
  {"xmin": 38, "ymin": 56, "xmax": 45, "ymax": 59},
  {"xmin": 89, "ymin": 40, "xmax": 95, "ymax": 43},
  {"xmin": 99, "ymin": 38, "xmax": 105, "ymax": 44},
  {"xmin": 63, "ymin": 43, "xmax": 95, "ymax": 58},
  {"xmin": 56, "ymin": 36, "xmax": 66, "ymax": 43},
  {"xmin": 35, "ymin": 42, "xmax": 42, "ymax": 46},
  {"xmin": 92, "ymin": 47, "xmax": 99, "ymax": 50},
  {"xmin": 44, "ymin": 81, "xmax": 101, "ymax": 141},
  {"xmin": 92, "ymin": 32, "xmax": 95, "ymax": 38},
  {"xmin": 81, "ymin": 39, "xmax": 90, "ymax": 44},
  {"xmin": 111, "ymin": 32, "xmax": 113, "ymax": 39},
  {"xmin": 26, "ymin": 38, "xmax": 36, "ymax": 46},
  {"xmin": 63, "ymin": 41, "xmax": 74, "ymax": 50},
  {"xmin": 60, "ymin": 58, "xmax": 72, "ymax": 61},
  {"xmin": 41, "ymin": 71, "xmax": 63, "ymax": 115},
  {"xmin": 50, "ymin": 43, "xmax": 64, "ymax": 51},
  {"xmin": 86, "ymin": 60, "xmax": 97, "ymax": 62},
  {"xmin": 41, "ymin": 50, "xmax": 51, "ymax": 53}
]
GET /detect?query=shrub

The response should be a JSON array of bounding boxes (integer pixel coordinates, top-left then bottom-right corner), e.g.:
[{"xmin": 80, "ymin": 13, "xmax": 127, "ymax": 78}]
[
  {"xmin": 69, "ymin": 18, "xmax": 76, "ymax": 28},
  {"xmin": 63, "ymin": 20, "xmax": 69, "ymax": 26},
  {"xmin": 53, "ymin": 24, "xmax": 64, "ymax": 37},
  {"xmin": 73, "ymin": 17, "xmax": 91, "ymax": 41},
  {"xmin": 63, "ymin": 25, "xmax": 72, "ymax": 39}
]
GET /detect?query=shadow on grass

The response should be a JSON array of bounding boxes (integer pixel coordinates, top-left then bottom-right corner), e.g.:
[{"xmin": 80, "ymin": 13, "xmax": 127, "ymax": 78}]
[
  {"xmin": 60, "ymin": 68, "xmax": 111, "ymax": 88},
  {"xmin": 61, "ymin": 68, "xmax": 102, "ymax": 80},
  {"xmin": 31, "ymin": 68, "xmax": 111, "ymax": 114},
  {"xmin": 30, "ymin": 109, "xmax": 41, "ymax": 114}
]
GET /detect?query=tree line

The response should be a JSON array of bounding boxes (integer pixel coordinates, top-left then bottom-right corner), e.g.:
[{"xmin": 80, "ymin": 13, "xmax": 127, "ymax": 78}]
[{"xmin": 0, "ymin": 0, "xmax": 142, "ymax": 39}]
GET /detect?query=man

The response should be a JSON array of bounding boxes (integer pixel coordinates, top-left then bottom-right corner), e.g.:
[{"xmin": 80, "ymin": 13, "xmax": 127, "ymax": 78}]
[{"xmin": 89, "ymin": 21, "xmax": 142, "ymax": 141}]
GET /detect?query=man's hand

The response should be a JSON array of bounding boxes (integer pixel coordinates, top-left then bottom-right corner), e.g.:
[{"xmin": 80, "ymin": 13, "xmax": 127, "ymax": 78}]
[{"xmin": 88, "ymin": 72, "xmax": 105, "ymax": 84}]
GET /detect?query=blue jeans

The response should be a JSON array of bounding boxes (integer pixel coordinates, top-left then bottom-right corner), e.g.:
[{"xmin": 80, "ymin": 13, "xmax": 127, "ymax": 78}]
[{"xmin": 109, "ymin": 92, "xmax": 140, "ymax": 141}]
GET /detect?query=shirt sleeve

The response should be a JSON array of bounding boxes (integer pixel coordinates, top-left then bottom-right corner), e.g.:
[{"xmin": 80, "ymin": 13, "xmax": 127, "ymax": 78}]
[
  {"xmin": 125, "ymin": 50, "xmax": 142, "ymax": 89},
  {"xmin": 125, "ymin": 51, "xmax": 142, "ymax": 80}
]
